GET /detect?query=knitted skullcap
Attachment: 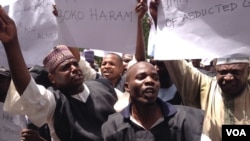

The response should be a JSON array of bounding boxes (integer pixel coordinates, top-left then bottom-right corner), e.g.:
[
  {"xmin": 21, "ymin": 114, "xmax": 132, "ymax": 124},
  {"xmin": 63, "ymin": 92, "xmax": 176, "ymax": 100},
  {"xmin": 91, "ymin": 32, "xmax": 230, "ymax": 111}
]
[
  {"xmin": 43, "ymin": 45, "xmax": 75, "ymax": 72},
  {"xmin": 216, "ymin": 53, "xmax": 250, "ymax": 65},
  {"xmin": 84, "ymin": 50, "xmax": 94, "ymax": 64}
]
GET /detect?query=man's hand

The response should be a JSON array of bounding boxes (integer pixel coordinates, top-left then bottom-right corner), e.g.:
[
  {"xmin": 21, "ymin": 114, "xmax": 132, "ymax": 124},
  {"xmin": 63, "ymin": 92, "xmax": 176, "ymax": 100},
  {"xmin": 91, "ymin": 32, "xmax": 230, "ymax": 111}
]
[
  {"xmin": 0, "ymin": 5, "xmax": 18, "ymax": 45},
  {"xmin": 136, "ymin": 0, "xmax": 148, "ymax": 20},
  {"xmin": 68, "ymin": 46, "xmax": 80, "ymax": 61},
  {"xmin": 21, "ymin": 129, "xmax": 47, "ymax": 141}
]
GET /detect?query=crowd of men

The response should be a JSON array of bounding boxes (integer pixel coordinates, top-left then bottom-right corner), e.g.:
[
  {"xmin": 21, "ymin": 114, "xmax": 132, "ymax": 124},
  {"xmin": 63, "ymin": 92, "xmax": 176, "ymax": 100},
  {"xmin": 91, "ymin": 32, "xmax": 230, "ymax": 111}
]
[{"xmin": 0, "ymin": 0, "xmax": 250, "ymax": 141}]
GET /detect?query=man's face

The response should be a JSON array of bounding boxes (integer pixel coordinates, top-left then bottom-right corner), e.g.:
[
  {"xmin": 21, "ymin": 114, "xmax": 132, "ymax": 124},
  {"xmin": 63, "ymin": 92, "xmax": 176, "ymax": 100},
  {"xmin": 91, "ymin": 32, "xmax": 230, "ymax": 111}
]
[
  {"xmin": 126, "ymin": 62, "xmax": 160, "ymax": 104},
  {"xmin": 122, "ymin": 54, "xmax": 133, "ymax": 73},
  {"xmin": 215, "ymin": 63, "xmax": 249, "ymax": 97},
  {"xmin": 101, "ymin": 54, "xmax": 124, "ymax": 83},
  {"xmin": 150, "ymin": 60, "xmax": 171, "ymax": 88},
  {"xmin": 50, "ymin": 58, "xmax": 84, "ymax": 95}
]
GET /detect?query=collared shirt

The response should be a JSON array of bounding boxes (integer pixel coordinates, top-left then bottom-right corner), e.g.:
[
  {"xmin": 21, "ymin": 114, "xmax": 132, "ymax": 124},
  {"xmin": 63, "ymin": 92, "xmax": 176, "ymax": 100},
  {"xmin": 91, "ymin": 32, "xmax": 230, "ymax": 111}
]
[
  {"xmin": 4, "ymin": 78, "xmax": 90, "ymax": 141},
  {"xmin": 130, "ymin": 116, "xmax": 165, "ymax": 130},
  {"xmin": 102, "ymin": 98, "xmax": 205, "ymax": 141},
  {"xmin": 164, "ymin": 60, "xmax": 250, "ymax": 141},
  {"xmin": 129, "ymin": 99, "xmax": 176, "ymax": 130},
  {"xmin": 3, "ymin": 56, "xmax": 100, "ymax": 141},
  {"xmin": 110, "ymin": 99, "xmax": 177, "ymax": 140}
]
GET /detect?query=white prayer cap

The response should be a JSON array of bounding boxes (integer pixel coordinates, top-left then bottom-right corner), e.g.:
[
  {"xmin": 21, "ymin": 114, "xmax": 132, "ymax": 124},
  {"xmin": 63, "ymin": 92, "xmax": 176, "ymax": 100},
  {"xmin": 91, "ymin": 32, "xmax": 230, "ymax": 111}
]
[{"xmin": 215, "ymin": 54, "xmax": 250, "ymax": 65}]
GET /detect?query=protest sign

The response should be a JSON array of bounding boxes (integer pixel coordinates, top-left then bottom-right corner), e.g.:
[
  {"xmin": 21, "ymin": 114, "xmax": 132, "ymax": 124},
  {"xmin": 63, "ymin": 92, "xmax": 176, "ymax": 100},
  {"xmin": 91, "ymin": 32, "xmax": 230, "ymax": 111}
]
[
  {"xmin": 0, "ymin": 103, "xmax": 26, "ymax": 141},
  {"xmin": 0, "ymin": 0, "xmax": 57, "ymax": 67},
  {"xmin": 153, "ymin": 0, "xmax": 250, "ymax": 60},
  {"xmin": 54, "ymin": 0, "xmax": 137, "ymax": 54}
]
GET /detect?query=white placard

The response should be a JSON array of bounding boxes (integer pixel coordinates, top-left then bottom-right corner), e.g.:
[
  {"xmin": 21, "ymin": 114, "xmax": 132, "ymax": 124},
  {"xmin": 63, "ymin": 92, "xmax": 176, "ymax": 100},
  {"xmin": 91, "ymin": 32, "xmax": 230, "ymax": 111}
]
[
  {"xmin": 0, "ymin": 103, "xmax": 26, "ymax": 141},
  {"xmin": 153, "ymin": 0, "xmax": 250, "ymax": 60},
  {"xmin": 0, "ymin": 0, "xmax": 57, "ymax": 68},
  {"xmin": 54, "ymin": 0, "xmax": 138, "ymax": 54},
  {"xmin": 0, "ymin": 0, "xmax": 17, "ymax": 7}
]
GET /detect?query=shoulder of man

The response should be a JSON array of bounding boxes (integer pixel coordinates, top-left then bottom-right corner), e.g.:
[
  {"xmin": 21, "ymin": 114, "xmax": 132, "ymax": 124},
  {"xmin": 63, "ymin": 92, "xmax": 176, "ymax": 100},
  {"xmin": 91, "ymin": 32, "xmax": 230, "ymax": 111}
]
[
  {"xmin": 29, "ymin": 65, "xmax": 52, "ymax": 88},
  {"xmin": 173, "ymin": 105, "xmax": 204, "ymax": 120},
  {"xmin": 85, "ymin": 79, "xmax": 117, "ymax": 99},
  {"xmin": 170, "ymin": 105, "xmax": 204, "ymax": 140},
  {"xmin": 102, "ymin": 112, "xmax": 130, "ymax": 138}
]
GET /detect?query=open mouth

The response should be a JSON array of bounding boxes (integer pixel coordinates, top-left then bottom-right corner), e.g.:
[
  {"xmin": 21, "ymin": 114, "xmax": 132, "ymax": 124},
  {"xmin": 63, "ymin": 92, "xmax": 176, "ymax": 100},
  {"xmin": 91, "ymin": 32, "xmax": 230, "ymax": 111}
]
[
  {"xmin": 103, "ymin": 71, "xmax": 112, "ymax": 76},
  {"xmin": 144, "ymin": 88, "xmax": 156, "ymax": 96}
]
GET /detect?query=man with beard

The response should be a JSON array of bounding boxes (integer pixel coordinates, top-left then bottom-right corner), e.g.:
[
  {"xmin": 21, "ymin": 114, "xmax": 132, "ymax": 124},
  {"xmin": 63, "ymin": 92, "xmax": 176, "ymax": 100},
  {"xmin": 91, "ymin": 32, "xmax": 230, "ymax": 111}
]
[
  {"xmin": 2, "ymin": 43, "xmax": 117, "ymax": 141},
  {"xmin": 164, "ymin": 56, "xmax": 250, "ymax": 141},
  {"xmin": 0, "ymin": 0, "xmax": 148, "ymax": 140},
  {"xmin": 147, "ymin": 0, "xmax": 250, "ymax": 140},
  {"xmin": 102, "ymin": 61, "xmax": 204, "ymax": 141},
  {"xmin": 0, "ymin": 6, "xmax": 116, "ymax": 141}
]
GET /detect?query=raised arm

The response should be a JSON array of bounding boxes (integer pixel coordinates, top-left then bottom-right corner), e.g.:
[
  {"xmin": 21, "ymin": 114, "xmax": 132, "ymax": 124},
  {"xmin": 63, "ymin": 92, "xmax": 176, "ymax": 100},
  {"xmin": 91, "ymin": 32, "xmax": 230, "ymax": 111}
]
[
  {"xmin": 68, "ymin": 47, "xmax": 80, "ymax": 61},
  {"xmin": 134, "ymin": 0, "xmax": 147, "ymax": 62},
  {"xmin": 0, "ymin": 6, "xmax": 31, "ymax": 95}
]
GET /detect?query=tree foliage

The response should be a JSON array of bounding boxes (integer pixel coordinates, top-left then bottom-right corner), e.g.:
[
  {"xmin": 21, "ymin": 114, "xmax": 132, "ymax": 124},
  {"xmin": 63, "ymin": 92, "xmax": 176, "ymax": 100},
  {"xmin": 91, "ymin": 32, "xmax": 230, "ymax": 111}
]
[{"xmin": 142, "ymin": 14, "xmax": 150, "ymax": 53}]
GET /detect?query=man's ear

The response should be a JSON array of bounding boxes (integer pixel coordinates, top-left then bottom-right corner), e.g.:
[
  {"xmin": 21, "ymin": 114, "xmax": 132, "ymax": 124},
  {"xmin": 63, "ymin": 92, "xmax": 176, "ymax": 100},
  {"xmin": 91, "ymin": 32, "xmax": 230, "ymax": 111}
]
[
  {"xmin": 48, "ymin": 73, "xmax": 55, "ymax": 84},
  {"xmin": 124, "ymin": 82, "xmax": 130, "ymax": 93}
]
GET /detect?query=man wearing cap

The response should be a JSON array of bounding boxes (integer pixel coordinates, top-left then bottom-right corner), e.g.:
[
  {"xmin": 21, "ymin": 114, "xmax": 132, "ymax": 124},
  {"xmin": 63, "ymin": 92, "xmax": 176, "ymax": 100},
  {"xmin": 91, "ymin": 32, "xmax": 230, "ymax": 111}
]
[
  {"xmin": 0, "ymin": 1, "xmax": 147, "ymax": 140},
  {"xmin": 2, "ymin": 43, "xmax": 117, "ymax": 141},
  {"xmin": 0, "ymin": 6, "xmax": 117, "ymax": 141},
  {"xmin": 163, "ymin": 55, "xmax": 250, "ymax": 141}
]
